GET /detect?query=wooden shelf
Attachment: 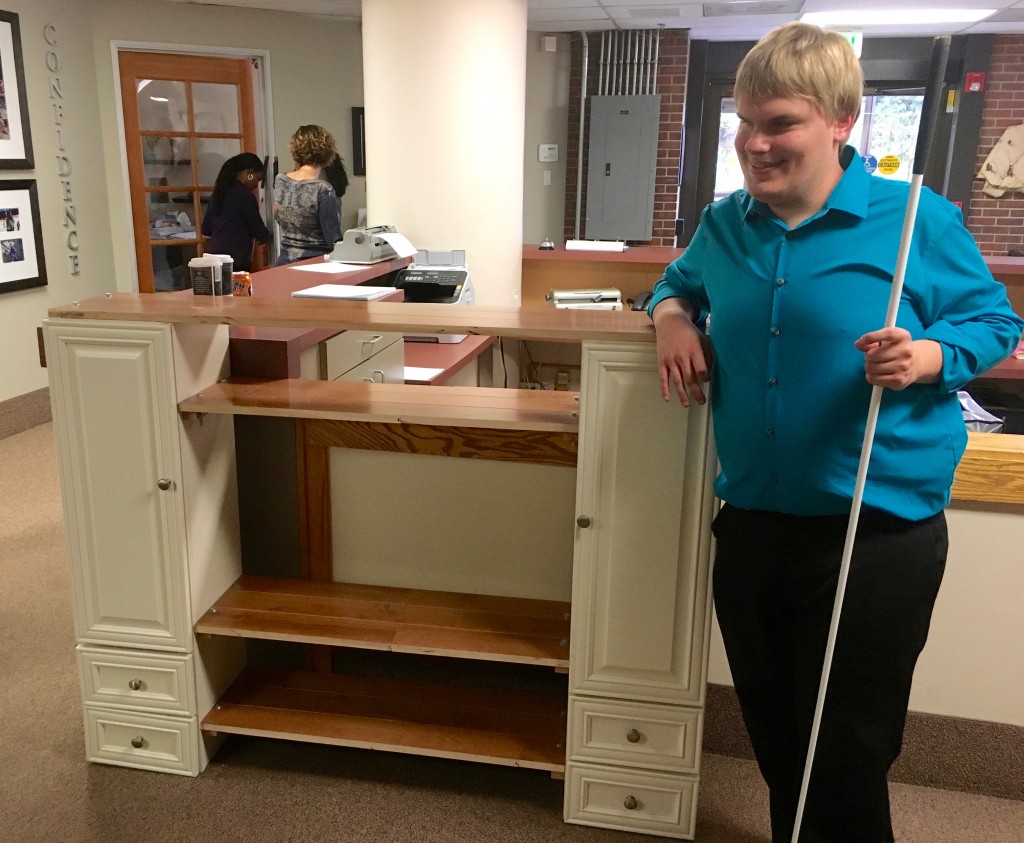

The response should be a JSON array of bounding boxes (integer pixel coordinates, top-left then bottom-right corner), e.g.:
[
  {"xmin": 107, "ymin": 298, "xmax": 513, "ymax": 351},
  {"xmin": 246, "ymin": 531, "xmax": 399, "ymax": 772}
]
[
  {"xmin": 196, "ymin": 576, "xmax": 572, "ymax": 668},
  {"xmin": 180, "ymin": 378, "xmax": 580, "ymax": 433},
  {"xmin": 202, "ymin": 667, "xmax": 567, "ymax": 771}
]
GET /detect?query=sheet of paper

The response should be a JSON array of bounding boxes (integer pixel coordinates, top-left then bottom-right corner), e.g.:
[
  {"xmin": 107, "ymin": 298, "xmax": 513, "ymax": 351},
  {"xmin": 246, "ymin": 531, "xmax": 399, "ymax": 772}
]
[
  {"xmin": 404, "ymin": 366, "xmax": 445, "ymax": 382},
  {"xmin": 291, "ymin": 262, "xmax": 365, "ymax": 273},
  {"xmin": 292, "ymin": 284, "xmax": 399, "ymax": 300},
  {"xmin": 379, "ymin": 231, "xmax": 418, "ymax": 259}
]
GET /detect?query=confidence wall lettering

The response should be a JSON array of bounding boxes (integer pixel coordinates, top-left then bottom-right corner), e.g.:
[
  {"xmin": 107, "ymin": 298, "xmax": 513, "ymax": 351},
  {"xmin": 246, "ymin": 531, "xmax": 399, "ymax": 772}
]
[{"xmin": 43, "ymin": 24, "xmax": 79, "ymax": 275}]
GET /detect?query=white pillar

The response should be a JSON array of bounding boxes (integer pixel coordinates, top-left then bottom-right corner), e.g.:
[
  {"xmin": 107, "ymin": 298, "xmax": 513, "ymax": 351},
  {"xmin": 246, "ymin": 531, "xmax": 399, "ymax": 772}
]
[{"xmin": 362, "ymin": 0, "xmax": 527, "ymax": 306}]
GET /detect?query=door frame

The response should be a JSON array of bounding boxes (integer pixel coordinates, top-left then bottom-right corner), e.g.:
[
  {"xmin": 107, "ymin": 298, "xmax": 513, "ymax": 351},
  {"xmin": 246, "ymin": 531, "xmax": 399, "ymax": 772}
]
[{"xmin": 110, "ymin": 41, "xmax": 275, "ymax": 292}]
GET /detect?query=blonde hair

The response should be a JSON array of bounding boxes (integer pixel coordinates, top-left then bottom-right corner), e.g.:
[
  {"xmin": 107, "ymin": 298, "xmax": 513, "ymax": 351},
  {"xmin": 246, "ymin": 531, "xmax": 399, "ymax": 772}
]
[
  {"xmin": 735, "ymin": 22, "xmax": 863, "ymax": 123},
  {"xmin": 289, "ymin": 124, "xmax": 337, "ymax": 168}
]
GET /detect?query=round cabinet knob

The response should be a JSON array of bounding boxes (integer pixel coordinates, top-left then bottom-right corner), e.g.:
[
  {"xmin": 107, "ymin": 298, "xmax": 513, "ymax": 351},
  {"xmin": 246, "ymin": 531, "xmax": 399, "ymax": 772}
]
[
  {"xmin": 623, "ymin": 795, "xmax": 638, "ymax": 810},
  {"xmin": 576, "ymin": 515, "xmax": 592, "ymax": 528},
  {"xmin": 626, "ymin": 728, "xmax": 641, "ymax": 744},
  {"xmin": 130, "ymin": 736, "xmax": 145, "ymax": 749},
  {"xmin": 128, "ymin": 678, "xmax": 143, "ymax": 691},
  {"xmin": 157, "ymin": 478, "xmax": 172, "ymax": 491}
]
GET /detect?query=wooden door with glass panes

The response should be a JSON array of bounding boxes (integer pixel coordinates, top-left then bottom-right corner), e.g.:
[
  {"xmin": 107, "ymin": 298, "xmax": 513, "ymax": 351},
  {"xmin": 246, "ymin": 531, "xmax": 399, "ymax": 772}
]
[{"xmin": 118, "ymin": 51, "xmax": 258, "ymax": 292}]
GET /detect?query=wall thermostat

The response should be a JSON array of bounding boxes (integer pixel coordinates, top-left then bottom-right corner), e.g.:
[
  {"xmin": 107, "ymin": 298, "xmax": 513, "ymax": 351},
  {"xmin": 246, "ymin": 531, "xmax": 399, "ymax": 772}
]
[{"xmin": 538, "ymin": 144, "xmax": 559, "ymax": 163}]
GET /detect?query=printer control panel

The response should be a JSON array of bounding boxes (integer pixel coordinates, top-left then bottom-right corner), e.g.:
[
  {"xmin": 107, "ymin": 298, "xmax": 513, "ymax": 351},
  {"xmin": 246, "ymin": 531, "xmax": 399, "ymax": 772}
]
[{"xmin": 395, "ymin": 268, "xmax": 469, "ymax": 304}]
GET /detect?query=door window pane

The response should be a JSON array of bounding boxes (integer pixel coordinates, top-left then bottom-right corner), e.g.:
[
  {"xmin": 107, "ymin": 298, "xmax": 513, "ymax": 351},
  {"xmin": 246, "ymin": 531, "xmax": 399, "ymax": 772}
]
[
  {"xmin": 196, "ymin": 137, "xmax": 242, "ymax": 187},
  {"xmin": 148, "ymin": 191, "xmax": 198, "ymax": 241},
  {"xmin": 143, "ymin": 136, "xmax": 193, "ymax": 186},
  {"xmin": 193, "ymin": 83, "xmax": 240, "ymax": 133},
  {"xmin": 152, "ymin": 243, "xmax": 198, "ymax": 292},
  {"xmin": 715, "ymin": 99, "xmax": 744, "ymax": 201},
  {"xmin": 851, "ymin": 95, "xmax": 924, "ymax": 183},
  {"xmin": 137, "ymin": 79, "xmax": 188, "ymax": 131}
]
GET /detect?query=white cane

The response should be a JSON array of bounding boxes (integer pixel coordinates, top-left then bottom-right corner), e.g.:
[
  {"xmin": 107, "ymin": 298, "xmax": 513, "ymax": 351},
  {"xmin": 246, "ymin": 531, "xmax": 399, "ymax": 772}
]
[{"xmin": 790, "ymin": 35, "xmax": 951, "ymax": 843}]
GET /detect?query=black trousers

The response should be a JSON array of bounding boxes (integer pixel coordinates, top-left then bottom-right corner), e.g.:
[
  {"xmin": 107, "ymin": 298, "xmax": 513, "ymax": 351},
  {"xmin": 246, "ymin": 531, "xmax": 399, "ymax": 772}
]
[{"xmin": 711, "ymin": 504, "xmax": 948, "ymax": 843}]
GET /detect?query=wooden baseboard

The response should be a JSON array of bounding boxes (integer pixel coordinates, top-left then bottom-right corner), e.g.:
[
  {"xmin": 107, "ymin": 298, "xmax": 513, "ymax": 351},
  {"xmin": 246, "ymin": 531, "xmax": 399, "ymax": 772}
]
[
  {"xmin": 0, "ymin": 388, "xmax": 51, "ymax": 441},
  {"xmin": 702, "ymin": 682, "xmax": 1024, "ymax": 801}
]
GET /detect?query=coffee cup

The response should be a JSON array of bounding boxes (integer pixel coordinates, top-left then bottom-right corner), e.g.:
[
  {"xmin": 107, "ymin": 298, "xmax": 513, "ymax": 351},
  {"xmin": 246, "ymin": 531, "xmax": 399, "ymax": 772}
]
[
  {"xmin": 205, "ymin": 254, "xmax": 234, "ymax": 295},
  {"xmin": 188, "ymin": 256, "xmax": 220, "ymax": 296}
]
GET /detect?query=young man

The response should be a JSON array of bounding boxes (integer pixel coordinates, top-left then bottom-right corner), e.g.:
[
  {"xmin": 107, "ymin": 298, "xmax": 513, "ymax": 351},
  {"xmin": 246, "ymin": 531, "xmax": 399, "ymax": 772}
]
[{"xmin": 648, "ymin": 22, "xmax": 1023, "ymax": 843}]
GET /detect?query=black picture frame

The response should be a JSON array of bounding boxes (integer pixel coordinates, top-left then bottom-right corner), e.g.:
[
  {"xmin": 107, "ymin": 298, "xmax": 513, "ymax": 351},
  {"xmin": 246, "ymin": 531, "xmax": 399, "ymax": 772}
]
[
  {"xmin": 0, "ymin": 10, "xmax": 34, "ymax": 170},
  {"xmin": 352, "ymin": 107, "xmax": 366, "ymax": 176},
  {"xmin": 0, "ymin": 179, "xmax": 47, "ymax": 293}
]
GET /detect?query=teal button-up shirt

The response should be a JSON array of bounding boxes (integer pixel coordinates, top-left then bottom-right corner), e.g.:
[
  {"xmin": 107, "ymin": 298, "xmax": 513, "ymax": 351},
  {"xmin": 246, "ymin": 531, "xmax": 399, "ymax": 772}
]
[{"xmin": 650, "ymin": 148, "xmax": 1024, "ymax": 520}]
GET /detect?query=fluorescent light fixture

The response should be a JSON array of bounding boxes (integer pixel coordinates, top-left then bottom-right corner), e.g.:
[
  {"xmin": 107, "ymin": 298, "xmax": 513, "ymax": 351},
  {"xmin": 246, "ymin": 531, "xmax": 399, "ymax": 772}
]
[
  {"xmin": 149, "ymin": 96, "xmax": 170, "ymax": 102},
  {"xmin": 803, "ymin": 8, "xmax": 994, "ymax": 25}
]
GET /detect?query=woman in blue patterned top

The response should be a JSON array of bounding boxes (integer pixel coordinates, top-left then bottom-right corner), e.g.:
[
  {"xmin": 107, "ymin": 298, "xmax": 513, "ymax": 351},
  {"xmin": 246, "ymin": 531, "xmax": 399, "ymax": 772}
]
[{"xmin": 273, "ymin": 125, "xmax": 342, "ymax": 266}]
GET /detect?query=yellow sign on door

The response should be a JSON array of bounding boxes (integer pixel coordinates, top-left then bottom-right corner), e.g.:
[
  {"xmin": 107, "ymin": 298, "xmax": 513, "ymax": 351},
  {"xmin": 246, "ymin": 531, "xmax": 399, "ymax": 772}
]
[{"xmin": 878, "ymin": 155, "xmax": 901, "ymax": 175}]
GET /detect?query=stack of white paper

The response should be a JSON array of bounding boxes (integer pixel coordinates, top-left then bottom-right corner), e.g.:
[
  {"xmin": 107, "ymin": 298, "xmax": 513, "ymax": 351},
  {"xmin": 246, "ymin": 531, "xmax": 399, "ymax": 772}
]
[{"xmin": 292, "ymin": 284, "xmax": 399, "ymax": 301}]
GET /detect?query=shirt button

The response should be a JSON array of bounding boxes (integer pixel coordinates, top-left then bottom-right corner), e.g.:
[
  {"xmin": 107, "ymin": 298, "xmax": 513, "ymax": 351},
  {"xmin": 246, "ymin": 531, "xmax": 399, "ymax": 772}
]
[
  {"xmin": 771, "ymin": 328, "xmax": 780, "ymax": 336},
  {"xmin": 769, "ymin": 476, "xmax": 779, "ymax": 485},
  {"xmin": 768, "ymin": 378, "xmax": 778, "ymax": 387},
  {"xmin": 766, "ymin": 428, "xmax": 775, "ymax": 437},
  {"xmin": 777, "ymin": 278, "xmax": 786, "ymax": 286},
  {"xmin": 785, "ymin": 231, "xmax": 795, "ymax": 240}
]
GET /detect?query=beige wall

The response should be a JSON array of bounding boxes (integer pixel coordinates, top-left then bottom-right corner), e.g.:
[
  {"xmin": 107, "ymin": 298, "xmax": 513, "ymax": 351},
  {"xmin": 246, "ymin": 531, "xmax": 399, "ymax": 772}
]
[
  {"xmin": 523, "ymin": 32, "xmax": 570, "ymax": 246},
  {"xmin": 1, "ymin": 0, "xmax": 115, "ymax": 403}
]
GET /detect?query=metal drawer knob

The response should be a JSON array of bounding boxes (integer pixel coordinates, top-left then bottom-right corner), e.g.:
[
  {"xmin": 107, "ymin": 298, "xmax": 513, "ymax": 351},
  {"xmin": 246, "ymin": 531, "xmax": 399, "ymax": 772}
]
[
  {"xmin": 130, "ymin": 736, "xmax": 145, "ymax": 749},
  {"xmin": 157, "ymin": 478, "xmax": 171, "ymax": 491},
  {"xmin": 624, "ymin": 795, "xmax": 638, "ymax": 810},
  {"xmin": 626, "ymin": 728, "xmax": 641, "ymax": 743},
  {"xmin": 128, "ymin": 678, "xmax": 143, "ymax": 691},
  {"xmin": 576, "ymin": 515, "xmax": 592, "ymax": 528}
]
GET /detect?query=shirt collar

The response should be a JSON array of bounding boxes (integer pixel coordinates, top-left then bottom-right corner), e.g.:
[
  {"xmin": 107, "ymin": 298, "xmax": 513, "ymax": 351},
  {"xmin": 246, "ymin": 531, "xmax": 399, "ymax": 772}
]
[{"xmin": 741, "ymin": 145, "xmax": 870, "ymax": 224}]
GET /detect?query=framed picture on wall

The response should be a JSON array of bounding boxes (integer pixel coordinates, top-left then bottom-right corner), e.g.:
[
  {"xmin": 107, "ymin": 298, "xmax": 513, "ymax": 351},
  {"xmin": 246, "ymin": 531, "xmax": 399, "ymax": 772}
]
[
  {"xmin": 352, "ymin": 107, "xmax": 366, "ymax": 176},
  {"xmin": 0, "ymin": 11, "xmax": 33, "ymax": 169},
  {"xmin": 0, "ymin": 180, "xmax": 46, "ymax": 293}
]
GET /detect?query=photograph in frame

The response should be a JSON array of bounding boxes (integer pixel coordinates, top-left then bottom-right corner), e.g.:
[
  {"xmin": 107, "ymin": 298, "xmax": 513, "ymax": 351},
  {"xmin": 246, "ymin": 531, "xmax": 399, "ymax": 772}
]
[
  {"xmin": 0, "ymin": 180, "xmax": 46, "ymax": 293},
  {"xmin": 0, "ymin": 10, "xmax": 33, "ymax": 169}
]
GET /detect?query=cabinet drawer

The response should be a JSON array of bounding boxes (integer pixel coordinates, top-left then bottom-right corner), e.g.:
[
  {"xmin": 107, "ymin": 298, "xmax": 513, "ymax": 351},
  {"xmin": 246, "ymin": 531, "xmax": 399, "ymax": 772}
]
[
  {"xmin": 320, "ymin": 330, "xmax": 402, "ymax": 380},
  {"xmin": 338, "ymin": 338, "xmax": 405, "ymax": 384},
  {"xmin": 565, "ymin": 762, "xmax": 697, "ymax": 839},
  {"xmin": 83, "ymin": 707, "xmax": 198, "ymax": 775},
  {"xmin": 78, "ymin": 646, "xmax": 195, "ymax": 715},
  {"xmin": 569, "ymin": 697, "xmax": 701, "ymax": 773}
]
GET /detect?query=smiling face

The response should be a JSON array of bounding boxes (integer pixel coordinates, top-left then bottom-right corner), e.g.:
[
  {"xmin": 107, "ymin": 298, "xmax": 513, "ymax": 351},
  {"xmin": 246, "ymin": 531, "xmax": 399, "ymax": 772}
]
[{"xmin": 735, "ymin": 95, "xmax": 855, "ymax": 228}]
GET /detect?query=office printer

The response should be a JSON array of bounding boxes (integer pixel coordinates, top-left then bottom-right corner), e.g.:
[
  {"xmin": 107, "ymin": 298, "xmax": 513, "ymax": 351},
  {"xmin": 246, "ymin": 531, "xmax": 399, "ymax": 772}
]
[
  {"xmin": 328, "ymin": 224, "xmax": 399, "ymax": 264},
  {"xmin": 546, "ymin": 288, "xmax": 623, "ymax": 311},
  {"xmin": 395, "ymin": 249, "xmax": 475, "ymax": 343}
]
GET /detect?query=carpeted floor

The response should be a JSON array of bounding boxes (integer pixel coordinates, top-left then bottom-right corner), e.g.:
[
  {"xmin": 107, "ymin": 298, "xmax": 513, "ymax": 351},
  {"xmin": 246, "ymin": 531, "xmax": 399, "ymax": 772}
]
[{"xmin": 2, "ymin": 423, "xmax": 1021, "ymax": 843}]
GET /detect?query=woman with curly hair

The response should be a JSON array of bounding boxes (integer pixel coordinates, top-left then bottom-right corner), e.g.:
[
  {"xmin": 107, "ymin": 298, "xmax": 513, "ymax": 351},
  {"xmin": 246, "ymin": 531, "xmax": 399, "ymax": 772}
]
[{"xmin": 273, "ymin": 124, "xmax": 343, "ymax": 265}]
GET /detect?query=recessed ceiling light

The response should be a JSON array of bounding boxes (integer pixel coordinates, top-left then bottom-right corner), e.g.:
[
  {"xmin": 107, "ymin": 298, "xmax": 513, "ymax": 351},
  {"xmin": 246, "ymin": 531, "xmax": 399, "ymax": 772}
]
[{"xmin": 802, "ymin": 8, "xmax": 995, "ymax": 26}]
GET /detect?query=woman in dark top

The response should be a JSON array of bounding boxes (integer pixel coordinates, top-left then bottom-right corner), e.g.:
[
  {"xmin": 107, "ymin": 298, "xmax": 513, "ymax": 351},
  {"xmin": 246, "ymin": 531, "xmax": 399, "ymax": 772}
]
[{"xmin": 201, "ymin": 152, "xmax": 270, "ymax": 271}]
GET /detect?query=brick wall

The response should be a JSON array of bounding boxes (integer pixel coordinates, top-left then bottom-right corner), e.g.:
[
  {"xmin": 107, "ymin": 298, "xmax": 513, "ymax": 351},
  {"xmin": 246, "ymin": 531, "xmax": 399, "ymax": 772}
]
[
  {"xmin": 563, "ymin": 30, "xmax": 687, "ymax": 247},
  {"xmin": 966, "ymin": 34, "xmax": 1024, "ymax": 256}
]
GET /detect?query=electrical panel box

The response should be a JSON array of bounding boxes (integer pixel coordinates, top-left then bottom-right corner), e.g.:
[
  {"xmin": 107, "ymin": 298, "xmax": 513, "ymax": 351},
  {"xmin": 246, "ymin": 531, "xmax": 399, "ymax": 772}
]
[{"xmin": 584, "ymin": 95, "xmax": 661, "ymax": 242}]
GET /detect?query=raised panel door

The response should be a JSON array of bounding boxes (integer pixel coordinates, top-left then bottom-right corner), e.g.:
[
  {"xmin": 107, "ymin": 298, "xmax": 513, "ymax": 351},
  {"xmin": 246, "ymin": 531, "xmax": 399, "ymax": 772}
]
[
  {"xmin": 569, "ymin": 342, "xmax": 716, "ymax": 704},
  {"xmin": 46, "ymin": 321, "xmax": 190, "ymax": 651}
]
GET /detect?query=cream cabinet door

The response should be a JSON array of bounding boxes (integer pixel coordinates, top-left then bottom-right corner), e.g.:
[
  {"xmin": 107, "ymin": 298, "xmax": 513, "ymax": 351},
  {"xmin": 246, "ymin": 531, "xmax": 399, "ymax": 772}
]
[
  {"xmin": 45, "ymin": 321, "xmax": 190, "ymax": 651},
  {"xmin": 569, "ymin": 343, "xmax": 716, "ymax": 705}
]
